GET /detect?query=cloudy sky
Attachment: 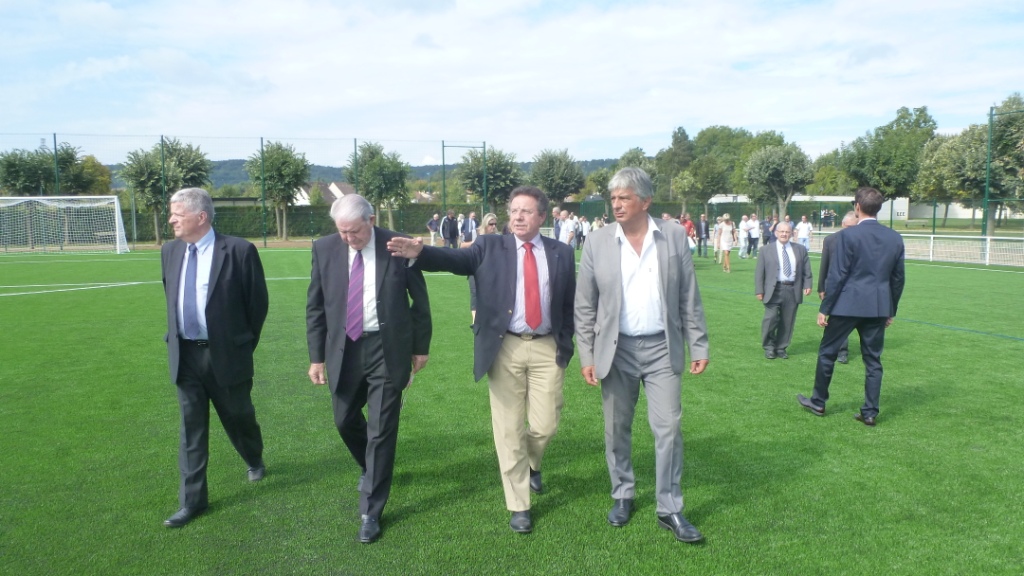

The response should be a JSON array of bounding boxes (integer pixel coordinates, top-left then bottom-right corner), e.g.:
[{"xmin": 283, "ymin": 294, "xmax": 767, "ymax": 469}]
[{"xmin": 2, "ymin": 0, "xmax": 1022, "ymax": 166}]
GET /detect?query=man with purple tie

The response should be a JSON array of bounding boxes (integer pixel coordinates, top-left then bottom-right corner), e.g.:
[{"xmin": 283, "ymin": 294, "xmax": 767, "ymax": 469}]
[{"xmin": 306, "ymin": 194, "xmax": 432, "ymax": 543}]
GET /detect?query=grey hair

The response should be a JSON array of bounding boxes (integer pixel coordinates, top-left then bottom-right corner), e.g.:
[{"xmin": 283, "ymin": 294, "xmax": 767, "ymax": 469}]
[
  {"xmin": 842, "ymin": 210, "xmax": 858, "ymax": 226},
  {"xmin": 607, "ymin": 167, "xmax": 653, "ymax": 201},
  {"xmin": 170, "ymin": 188, "xmax": 215, "ymax": 220},
  {"xmin": 775, "ymin": 221, "xmax": 793, "ymax": 232},
  {"xmin": 330, "ymin": 194, "xmax": 374, "ymax": 223}
]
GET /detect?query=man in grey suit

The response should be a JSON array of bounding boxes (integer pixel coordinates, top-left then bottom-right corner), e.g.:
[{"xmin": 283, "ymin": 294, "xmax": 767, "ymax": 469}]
[
  {"xmin": 388, "ymin": 186, "xmax": 575, "ymax": 534},
  {"xmin": 754, "ymin": 222, "xmax": 812, "ymax": 360},
  {"xmin": 799, "ymin": 188, "xmax": 905, "ymax": 426},
  {"xmin": 817, "ymin": 211, "xmax": 857, "ymax": 364},
  {"xmin": 575, "ymin": 168, "xmax": 709, "ymax": 543},
  {"xmin": 160, "ymin": 187, "xmax": 269, "ymax": 528},
  {"xmin": 307, "ymin": 194, "xmax": 432, "ymax": 543}
]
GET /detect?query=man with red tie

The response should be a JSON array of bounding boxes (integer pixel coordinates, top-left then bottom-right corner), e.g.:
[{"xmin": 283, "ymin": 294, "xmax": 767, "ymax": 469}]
[{"xmin": 387, "ymin": 186, "xmax": 576, "ymax": 534}]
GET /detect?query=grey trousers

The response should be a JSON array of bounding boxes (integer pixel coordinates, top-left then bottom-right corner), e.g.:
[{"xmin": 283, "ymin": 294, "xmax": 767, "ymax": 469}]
[
  {"xmin": 601, "ymin": 333, "xmax": 684, "ymax": 516},
  {"xmin": 761, "ymin": 283, "xmax": 798, "ymax": 352}
]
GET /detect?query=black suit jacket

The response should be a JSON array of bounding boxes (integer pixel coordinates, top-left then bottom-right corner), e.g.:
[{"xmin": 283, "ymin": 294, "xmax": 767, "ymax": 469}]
[
  {"xmin": 306, "ymin": 228, "xmax": 432, "ymax": 392},
  {"xmin": 820, "ymin": 220, "xmax": 905, "ymax": 318},
  {"xmin": 414, "ymin": 234, "xmax": 576, "ymax": 382},
  {"xmin": 696, "ymin": 220, "xmax": 710, "ymax": 240},
  {"xmin": 817, "ymin": 231, "xmax": 840, "ymax": 294},
  {"xmin": 161, "ymin": 232, "xmax": 269, "ymax": 386}
]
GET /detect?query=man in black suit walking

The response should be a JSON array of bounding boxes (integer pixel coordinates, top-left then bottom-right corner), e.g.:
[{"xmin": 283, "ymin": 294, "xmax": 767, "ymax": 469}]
[
  {"xmin": 387, "ymin": 186, "xmax": 575, "ymax": 535},
  {"xmin": 817, "ymin": 211, "xmax": 857, "ymax": 364},
  {"xmin": 696, "ymin": 214, "xmax": 711, "ymax": 258},
  {"xmin": 160, "ymin": 187, "xmax": 269, "ymax": 528},
  {"xmin": 307, "ymin": 194, "xmax": 432, "ymax": 543},
  {"xmin": 799, "ymin": 188, "xmax": 905, "ymax": 426}
]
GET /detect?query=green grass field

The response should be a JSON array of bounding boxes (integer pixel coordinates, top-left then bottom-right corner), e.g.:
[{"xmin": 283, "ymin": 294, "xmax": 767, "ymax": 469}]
[{"xmin": 1, "ymin": 246, "xmax": 1023, "ymax": 575}]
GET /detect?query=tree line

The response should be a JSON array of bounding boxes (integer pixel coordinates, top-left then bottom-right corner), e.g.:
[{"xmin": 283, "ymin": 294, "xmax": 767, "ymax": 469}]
[{"xmin": 2, "ymin": 92, "xmax": 1021, "ymax": 242}]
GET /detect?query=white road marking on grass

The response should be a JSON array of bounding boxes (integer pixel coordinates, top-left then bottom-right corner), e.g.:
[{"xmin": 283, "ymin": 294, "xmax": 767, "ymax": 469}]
[
  {"xmin": 0, "ymin": 281, "xmax": 149, "ymax": 297},
  {"xmin": 0, "ymin": 258, "xmax": 158, "ymax": 265}
]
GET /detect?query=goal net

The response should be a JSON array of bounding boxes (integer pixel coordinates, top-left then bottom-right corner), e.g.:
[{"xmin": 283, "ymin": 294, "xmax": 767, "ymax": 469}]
[{"xmin": 0, "ymin": 196, "xmax": 130, "ymax": 254}]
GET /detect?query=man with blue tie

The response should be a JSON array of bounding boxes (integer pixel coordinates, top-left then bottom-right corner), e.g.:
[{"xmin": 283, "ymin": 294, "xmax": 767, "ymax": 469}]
[
  {"xmin": 754, "ymin": 222, "xmax": 812, "ymax": 360},
  {"xmin": 160, "ymin": 187, "xmax": 269, "ymax": 528},
  {"xmin": 799, "ymin": 187, "xmax": 906, "ymax": 426}
]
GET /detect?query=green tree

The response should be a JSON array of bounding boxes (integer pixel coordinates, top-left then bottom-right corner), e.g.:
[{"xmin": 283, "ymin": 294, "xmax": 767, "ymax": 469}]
[
  {"xmin": 582, "ymin": 166, "xmax": 613, "ymax": 204},
  {"xmin": 731, "ymin": 131, "xmax": 786, "ymax": 198},
  {"xmin": 744, "ymin": 143, "xmax": 814, "ymax": 218},
  {"xmin": 688, "ymin": 155, "xmax": 729, "ymax": 215},
  {"xmin": 807, "ymin": 150, "xmax": 857, "ymax": 198},
  {"xmin": 671, "ymin": 170, "xmax": 699, "ymax": 216},
  {"xmin": 79, "ymin": 155, "xmax": 112, "ymax": 196},
  {"xmin": 840, "ymin": 106, "xmax": 937, "ymax": 199},
  {"xmin": 654, "ymin": 127, "xmax": 695, "ymax": 199},
  {"xmin": 343, "ymin": 141, "xmax": 410, "ymax": 229},
  {"xmin": 0, "ymin": 143, "xmax": 109, "ymax": 196},
  {"xmin": 0, "ymin": 147, "xmax": 51, "ymax": 196},
  {"xmin": 453, "ymin": 147, "xmax": 523, "ymax": 212},
  {"xmin": 693, "ymin": 125, "xmax": 755, "ymax": 197},
  {"xmin": 530, "ymin": 149, "xmax": 585, "ymax": 204},
  {"xmin": 246, "ymin": 141, "xmax": 310, "ymax": 241}
]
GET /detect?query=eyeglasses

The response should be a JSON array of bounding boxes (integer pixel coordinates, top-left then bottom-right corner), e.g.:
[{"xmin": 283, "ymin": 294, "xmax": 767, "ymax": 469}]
[
  {"xmin": 487, "ymin": 222, "xmax": 497, "ymax": 227},
  {"xmin": 508, "ymin": 209, "xmax": 536, "ymax": 217}
]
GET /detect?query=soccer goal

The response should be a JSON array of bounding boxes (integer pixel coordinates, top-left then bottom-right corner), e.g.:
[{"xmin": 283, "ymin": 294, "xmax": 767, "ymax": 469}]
[{"xmin": 0, "ymin": 196, "xmax": 130, "ymax": 254}]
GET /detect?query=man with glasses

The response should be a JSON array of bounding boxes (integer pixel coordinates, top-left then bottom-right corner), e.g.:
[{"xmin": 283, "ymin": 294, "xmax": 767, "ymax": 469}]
[{"xmin": 387, "ymin": 187, "xmax": 576, "ymax": 534}]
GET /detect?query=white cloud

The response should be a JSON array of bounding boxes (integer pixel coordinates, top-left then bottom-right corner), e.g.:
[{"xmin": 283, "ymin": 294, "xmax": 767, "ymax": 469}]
[{"xmin": 2, "ymin": 0, "xmax": 1022, "ymax": 164}]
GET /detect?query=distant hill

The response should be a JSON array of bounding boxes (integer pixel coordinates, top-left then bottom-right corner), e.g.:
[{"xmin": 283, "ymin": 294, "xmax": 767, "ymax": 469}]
[{"xmin": 107, "ymin": 158, "xmax": 619, "ymax": 190}]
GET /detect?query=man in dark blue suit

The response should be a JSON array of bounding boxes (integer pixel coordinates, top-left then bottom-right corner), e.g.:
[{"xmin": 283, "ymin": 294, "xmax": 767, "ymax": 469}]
[
  {"xmin": 798, "ymin": 188, "xmax": 905, "ymax": 426},
  {"xmin": 160, "ymin": 187, "xmax": 269, "ymax": 528},
  {"xmin": 388, "ymin": 186, "xmax": 575, "ymax": 534}
]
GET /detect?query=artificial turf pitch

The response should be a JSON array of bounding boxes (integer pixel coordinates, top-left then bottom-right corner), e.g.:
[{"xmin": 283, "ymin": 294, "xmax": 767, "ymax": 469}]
[{"xmin": 1, "ymin": 246, "xmax": 1022, "ymax": 575}]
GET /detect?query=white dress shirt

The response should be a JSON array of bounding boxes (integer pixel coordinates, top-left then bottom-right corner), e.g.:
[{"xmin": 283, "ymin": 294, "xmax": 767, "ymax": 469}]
[
  {"xmin": 177, "ymin": 227, "xmax": 216, "ymax": 340},
  {"xmin": 775, "ymin": 240, "xmax": 796, "ymax": 283},
  {"xmin": 617, "ymin": 216, "xmax": 665, "ymax": 336}
]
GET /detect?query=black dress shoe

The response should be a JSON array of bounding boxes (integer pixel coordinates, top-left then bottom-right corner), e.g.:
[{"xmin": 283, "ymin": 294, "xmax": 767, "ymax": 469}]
[
  {"xmin": 358, "ymin": 515, "xmax": 381, "ymax": 543},
  {"xmin": 607, "ymin": 499, "xmax": 633, "ymax": 527},
  {"xmin": 163, "ymin": 506, "xmax": 208, "ymax": 528},
  {"xmin": 764, "ymin": 350, "xmax": 776, "ymax": 360},
  {"xmin": 776, "ymin": 349, "xmax": 789, "ymax": 359},
  {"xmin": 797, "ymin": 394, "xmax": 825, "ymax": 416},
  {"xmin": 657, "ymin": 513, "xmax": 703, "ymax": 543},
  {"xmin": 837, "ymin": 353, "xmax": 849, "ymax": 364},
  {"xmin": 854, "ymin": 413, "xmax": 877, "ymax": 427},
  {"xmin": 529, "ymin": 469, "xmax": 543, "ymax": 494},
  {"xmin": 247, "ymin": 462, "xmax": 266, "ymax": 482},
  {"xmin": 510, "ymin": 511, "xmax": 532, "ymax": 534}
]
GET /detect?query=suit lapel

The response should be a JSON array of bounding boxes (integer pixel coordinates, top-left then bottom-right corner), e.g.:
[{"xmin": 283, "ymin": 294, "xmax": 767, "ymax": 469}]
[
  {"xmin": 652, "ymin": 220, "xmax": 669, "ymax": 303},
  {"xmin": 374, "ymin": 227, "xmax": 389, "ymax": 299},
  {"xmin": 541, "ymin": 236, "xmax": 559, "ymax": 298},
  {"xmin": 206, "ymin": 233, "xmax": 225, "ymax": 304}
]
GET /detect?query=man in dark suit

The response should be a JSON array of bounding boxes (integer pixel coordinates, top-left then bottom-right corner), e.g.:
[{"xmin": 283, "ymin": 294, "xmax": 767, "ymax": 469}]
[
  {"xmin": 461, "ymin": 211, "xmax": 478, "ymax": 242},
  {"xmin": 799, "ymin": 188, "xmax": 905, "ymax": 426},
  {"xmin": 160, "ymin": 187, "xmax": 269, "ymax": 528},
  {"xmin": 575, "ymin": 168, "xmax": 709, "ymax": 543},
  {"xmin": 307, "ymin": 194, "xmax": 432, "ymax": 543},
  {"xmin": 755, "ymin": 222, "xmax": 812, "ymax": 360},
  {"xmin": 696, "ymin": 214, "xmax": 710, "ymax": 258},
  {"xmin": 387, "ymin": 186, "xmax": 575, "ymax": 535},
  {"xmin": 817, "ymin": 211, "xmax": 857, "ymax": 364},
  {"xmin": 440, "ymin": 209, "xmax": 459, "ymax": 248}
]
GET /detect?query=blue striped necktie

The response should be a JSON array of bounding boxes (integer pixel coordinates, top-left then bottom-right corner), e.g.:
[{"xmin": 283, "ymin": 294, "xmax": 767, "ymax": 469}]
[{"xmin": 182, "ymin": 244, "xmax": 200, "ymax": 339}]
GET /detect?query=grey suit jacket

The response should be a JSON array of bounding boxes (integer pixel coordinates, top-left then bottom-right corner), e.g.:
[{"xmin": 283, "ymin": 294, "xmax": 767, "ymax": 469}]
[
  {"xmin": 821, "ymin": 220, "xmax": 905, "ymax": 318},
  {"xmin": 161, "ymin": 232, "xmax": 269, "ymax": 387},
  {"xmin": 575, "ymin": 218, "xmax": 709, "ymax": 380},
  {"xmin": 414, "ymin": 233, "xmax": 576, "ymax": 382},
  {"xmin": 306, "ymin": 228, "xmax": 432, "ymax": 393},
  {"xmin": 754, "ymin": 240, "xmax": 813, "ymax": 304}
]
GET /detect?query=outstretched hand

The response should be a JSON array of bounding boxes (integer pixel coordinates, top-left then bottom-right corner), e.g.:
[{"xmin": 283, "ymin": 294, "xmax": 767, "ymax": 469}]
[{"xmin": 387, "ymin": 236, "xmax": 424, "ymax": 259}]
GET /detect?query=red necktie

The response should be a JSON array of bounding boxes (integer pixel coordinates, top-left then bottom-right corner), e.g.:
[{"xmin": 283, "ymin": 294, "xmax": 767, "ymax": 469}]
[{"xmin": 523, "ymin": 242, "xmax": 541, "ymax": 330}]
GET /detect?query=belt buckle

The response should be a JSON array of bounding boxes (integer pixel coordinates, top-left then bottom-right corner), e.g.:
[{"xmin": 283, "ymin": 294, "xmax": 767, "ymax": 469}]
[{"xmin": 520, "ymin": 333, "xmax": 535, "ymax": 340}]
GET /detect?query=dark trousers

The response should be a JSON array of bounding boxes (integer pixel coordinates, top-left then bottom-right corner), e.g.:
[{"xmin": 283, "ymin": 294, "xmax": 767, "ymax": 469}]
[
  {"xmin": 332, "ymin": 333, "xmax": 404, "ymax": 519},
  {"xmin": 445, "ymin": 238, "xmax": 458, "ymax": 249},
  {"xmin": 176, "ymin": 341, "xmax": 263, "ymax": 508},
  {"xmin": 811, "ymin": 316, "xmax": 888, "ymax": 417},
  {"xmin": 746, "ymin": 234, "xmax": 758, "ymax": 257},
  {"xmin": 696, "ymin": 237, "xmax": 708, "ymax": 257},
  {"xmin": 761, "ymin": 284, "xmax": 798, "ymax": 353}
]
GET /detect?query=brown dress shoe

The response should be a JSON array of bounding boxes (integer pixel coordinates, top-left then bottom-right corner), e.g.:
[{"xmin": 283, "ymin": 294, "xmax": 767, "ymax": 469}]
[{"xmin": 854, "ymin": 413, "xmax": 877, "ymax": 426}]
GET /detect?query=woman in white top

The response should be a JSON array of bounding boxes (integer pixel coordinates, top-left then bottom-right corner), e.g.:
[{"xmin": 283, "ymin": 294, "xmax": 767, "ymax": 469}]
[{"xmin": 716, "ymin": 213, "xmax": 738, "ymax": 273}]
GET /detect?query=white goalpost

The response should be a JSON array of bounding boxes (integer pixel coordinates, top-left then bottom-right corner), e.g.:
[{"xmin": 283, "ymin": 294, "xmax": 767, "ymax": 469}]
[{"xmin": 0, "ymin": 196, "xmax": 130, "ymax": 254}]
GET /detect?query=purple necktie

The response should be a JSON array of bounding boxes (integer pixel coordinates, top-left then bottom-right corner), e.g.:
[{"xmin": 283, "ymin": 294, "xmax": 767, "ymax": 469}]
[{"xmin": 346, "ymin": 250, "xmax": 364, "ymax": 341}]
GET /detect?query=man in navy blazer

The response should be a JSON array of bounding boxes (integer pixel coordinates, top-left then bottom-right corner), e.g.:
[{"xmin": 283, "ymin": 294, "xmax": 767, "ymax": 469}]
[
  {"xmin": 307, "ymin": 194, "xmax": 431, "ymax": 543},
  {"xmin": 798, "ymin": 187, "xmax": 905, "ymax": 426},
  {"xmin": 160, "ymin": 187, "xmax": 269, "ymax": 528},
  {"xmin": 387, "ymin": 186, "xmax": 575, "ymax": 534}
]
